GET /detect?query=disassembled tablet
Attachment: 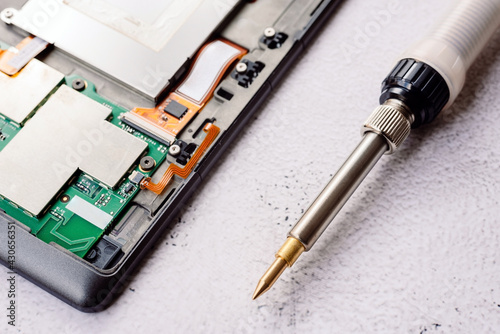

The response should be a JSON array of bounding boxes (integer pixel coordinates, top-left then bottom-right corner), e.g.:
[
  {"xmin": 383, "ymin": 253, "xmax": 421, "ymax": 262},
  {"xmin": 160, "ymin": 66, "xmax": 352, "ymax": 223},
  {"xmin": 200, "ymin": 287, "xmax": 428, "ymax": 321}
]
[{"xmin": 0, "ymin": 0, "xmax": 342, "ymax": 311}]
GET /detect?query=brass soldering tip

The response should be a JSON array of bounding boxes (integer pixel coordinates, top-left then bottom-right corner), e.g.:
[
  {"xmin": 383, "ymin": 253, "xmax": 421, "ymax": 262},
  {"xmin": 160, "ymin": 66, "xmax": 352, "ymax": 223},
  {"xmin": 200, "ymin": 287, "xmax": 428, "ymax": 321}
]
[
  {"xmin": 252, "ymin": 237, "xmax": 305, "ymax": 300},
  {"xmin": 252, "ymin": 257, "xmax": 287, "ymax": 300}
]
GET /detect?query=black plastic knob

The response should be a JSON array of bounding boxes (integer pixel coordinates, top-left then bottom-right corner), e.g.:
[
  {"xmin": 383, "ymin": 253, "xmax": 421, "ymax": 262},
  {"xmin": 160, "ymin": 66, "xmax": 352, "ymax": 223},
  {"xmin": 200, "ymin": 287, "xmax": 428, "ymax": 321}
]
[{"xmin": 379, "ymin": 58, "xmax": 450, "ymax": 128}]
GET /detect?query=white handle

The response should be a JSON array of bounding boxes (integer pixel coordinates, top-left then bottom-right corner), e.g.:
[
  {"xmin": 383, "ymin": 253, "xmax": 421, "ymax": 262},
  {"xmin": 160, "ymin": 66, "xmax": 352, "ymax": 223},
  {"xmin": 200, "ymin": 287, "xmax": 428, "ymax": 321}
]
[{"xmin": 401, "ymin": 0, "xmax": 500, "ymax": 108}]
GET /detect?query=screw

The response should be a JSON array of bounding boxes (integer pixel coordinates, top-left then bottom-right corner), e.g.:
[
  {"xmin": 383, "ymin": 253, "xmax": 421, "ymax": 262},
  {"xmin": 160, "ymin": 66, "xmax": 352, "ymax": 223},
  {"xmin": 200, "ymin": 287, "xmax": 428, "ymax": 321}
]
[
  {"xmin": 169, "ymin": 144, "xmax": 181, "ymax": 156},
  {"xmin": 264, "ymin": 27, "xmax": 276, "ymax": 38},
  {"xmin": 139, "ymin": 156, "xmax": 156, "ymax": 171},
  {"xmin": 72, "ymin": 79, "xmax": 86, "ymax": 91},
  {"xmin": 236, "ymin": 62, "xmax": 248, "ymax": 73},
  {"xmin": 3, "ymin": 9, "xmax": 14, "ymax": 19}
]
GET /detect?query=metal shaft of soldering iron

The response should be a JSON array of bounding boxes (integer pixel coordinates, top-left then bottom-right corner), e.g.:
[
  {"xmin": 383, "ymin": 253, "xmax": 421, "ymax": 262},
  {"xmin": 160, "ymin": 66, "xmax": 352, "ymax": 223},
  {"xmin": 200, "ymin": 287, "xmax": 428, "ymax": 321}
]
[
  {"xmin": 253, "ymin": 0, "xmax": 500, "ymax": 300},
  {"xmin": 253, "ymin": 131, "xmax": 389, "ymax": 299}
]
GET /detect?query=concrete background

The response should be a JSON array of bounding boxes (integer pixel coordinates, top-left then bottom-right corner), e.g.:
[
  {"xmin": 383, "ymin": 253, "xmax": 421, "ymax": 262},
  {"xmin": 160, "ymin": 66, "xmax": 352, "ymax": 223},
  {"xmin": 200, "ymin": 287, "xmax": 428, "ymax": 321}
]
[{"xmin": 2, "ymin": 0, "xmax": 500, "ymax": 332}]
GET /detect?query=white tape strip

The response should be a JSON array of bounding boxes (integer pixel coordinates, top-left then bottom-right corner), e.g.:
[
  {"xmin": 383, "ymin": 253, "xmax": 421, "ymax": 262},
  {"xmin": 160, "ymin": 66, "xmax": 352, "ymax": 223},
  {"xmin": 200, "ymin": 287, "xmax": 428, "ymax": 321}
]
[
  {"xmin": 66, "ymin": 195, "xmax": 113, "ymax": 230},
  {"xmin": 7, "ymin": 37, "xmax": 48, "ymax": 72},
  {"xmin": 176, "ymin": 40, "xmax": 241, "ymax": 105}
]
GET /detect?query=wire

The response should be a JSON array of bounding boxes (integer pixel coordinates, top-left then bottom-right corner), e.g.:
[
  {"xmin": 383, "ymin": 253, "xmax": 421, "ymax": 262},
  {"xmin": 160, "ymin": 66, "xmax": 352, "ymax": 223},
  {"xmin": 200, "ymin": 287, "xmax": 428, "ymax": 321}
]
[{"xmin": 140, "ymin": 123, "xmax": 220, "ymax": 194}]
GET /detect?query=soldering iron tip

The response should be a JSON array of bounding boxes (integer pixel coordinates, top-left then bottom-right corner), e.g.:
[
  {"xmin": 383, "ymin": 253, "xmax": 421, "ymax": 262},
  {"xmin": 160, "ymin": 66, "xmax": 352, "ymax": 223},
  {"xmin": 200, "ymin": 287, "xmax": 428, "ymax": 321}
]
[
  {"xmin": 252, "ymin": 257, "xmax": 288, "ymax": 300},
  {"xmin": 252, "ymin": 280, "xmax": 270, "ymax": 300}
]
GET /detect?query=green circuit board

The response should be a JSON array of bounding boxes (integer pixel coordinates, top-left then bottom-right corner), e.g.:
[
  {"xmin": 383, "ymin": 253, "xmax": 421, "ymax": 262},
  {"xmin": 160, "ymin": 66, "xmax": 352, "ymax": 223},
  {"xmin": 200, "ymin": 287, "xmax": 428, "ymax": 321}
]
[
  {"xmin": 0, "ymin": 117, "xmax": 18, "ymax": 151},
  {"xmin": 0, "ymin": 76, "xmax": 168, "ymax": 257}
]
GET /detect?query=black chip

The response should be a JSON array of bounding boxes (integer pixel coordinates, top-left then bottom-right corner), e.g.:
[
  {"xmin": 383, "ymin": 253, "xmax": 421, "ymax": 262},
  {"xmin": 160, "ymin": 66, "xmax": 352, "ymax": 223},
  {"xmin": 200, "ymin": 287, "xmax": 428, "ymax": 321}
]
[
  {"xmin": 125, "ymin": 184, "xmax": 134, "ymax": 194},
  {"xmin": 164, "ymin": 100, "xmax": 188, "ymax": 119}
]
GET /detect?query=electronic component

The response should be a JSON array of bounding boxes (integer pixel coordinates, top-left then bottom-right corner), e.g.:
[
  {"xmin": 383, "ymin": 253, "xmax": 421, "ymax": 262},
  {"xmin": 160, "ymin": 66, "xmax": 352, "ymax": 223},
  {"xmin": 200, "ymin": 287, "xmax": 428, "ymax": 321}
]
[
  {"xmin": 0, "ymin": 75, "xmax": 167, "ymax": 257},
  {"xmin": 0, "ymin": 58, "xmax": 64, "ymax": 125},
  {"xmin": 124, "ymin": 184, "xmax": 135, "ymax": 194},
  {"xmin": 74, "ymin": 175, "xmax": 101, "ymax": 199},
  {"xmin": 128, "ymin": 171, "xmax": 145, "ymax": 185},
  {"xmin": 164, "ymin": 100, "xmax": 188, "ymax": 119},
  {"xmin": 0, "ymin": 85, "xmax": 147, "ymax": 216},
  {"xmin": 141, "ymin": 123, "xmax": 220, "ymax": 194},
  {"xmin": 121, "ymin": 39, "xmax": 246, "ymax": 144},
  {"xmin": 3, "ymin": 0, "xmax": 240, "ymax": 99}
]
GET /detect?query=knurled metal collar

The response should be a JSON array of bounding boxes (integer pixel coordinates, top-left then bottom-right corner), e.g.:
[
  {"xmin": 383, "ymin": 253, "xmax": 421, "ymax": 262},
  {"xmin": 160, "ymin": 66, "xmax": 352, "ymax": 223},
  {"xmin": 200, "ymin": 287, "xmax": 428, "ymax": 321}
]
[{"xmin": 362, "ymin": 99, "xmax": 413, "ymax": 154}]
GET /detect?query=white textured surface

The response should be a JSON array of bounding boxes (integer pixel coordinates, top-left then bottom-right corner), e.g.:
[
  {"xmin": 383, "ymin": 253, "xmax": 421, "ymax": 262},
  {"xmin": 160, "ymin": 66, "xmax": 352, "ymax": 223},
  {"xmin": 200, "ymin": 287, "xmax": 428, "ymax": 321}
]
[{"xmin": 3, "ymin": 0, "xmax": 500, "ymax": 332}]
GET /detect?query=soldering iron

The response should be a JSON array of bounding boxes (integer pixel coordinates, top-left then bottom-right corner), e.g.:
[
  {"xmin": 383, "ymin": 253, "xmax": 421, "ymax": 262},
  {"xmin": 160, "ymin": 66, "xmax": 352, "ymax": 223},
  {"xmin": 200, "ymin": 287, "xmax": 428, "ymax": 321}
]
[{"xmin": 254, "ymin": 0, "xmax": 500, "ymax": 299}]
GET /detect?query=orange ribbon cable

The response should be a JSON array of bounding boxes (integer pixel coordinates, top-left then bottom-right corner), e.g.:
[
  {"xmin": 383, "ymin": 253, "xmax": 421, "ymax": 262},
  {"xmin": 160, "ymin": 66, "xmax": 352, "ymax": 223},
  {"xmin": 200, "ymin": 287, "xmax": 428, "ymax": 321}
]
[
  {"xmin": 0, "ymin": 36, "xmax": 48, "ymax": 75},
  {"xmin": 122, "ymin": 39, "xmax": 246, "ymax": 145},
  {"xmin": 140, "ymin": 123, "xmax": 220, "ymax": 194}
]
